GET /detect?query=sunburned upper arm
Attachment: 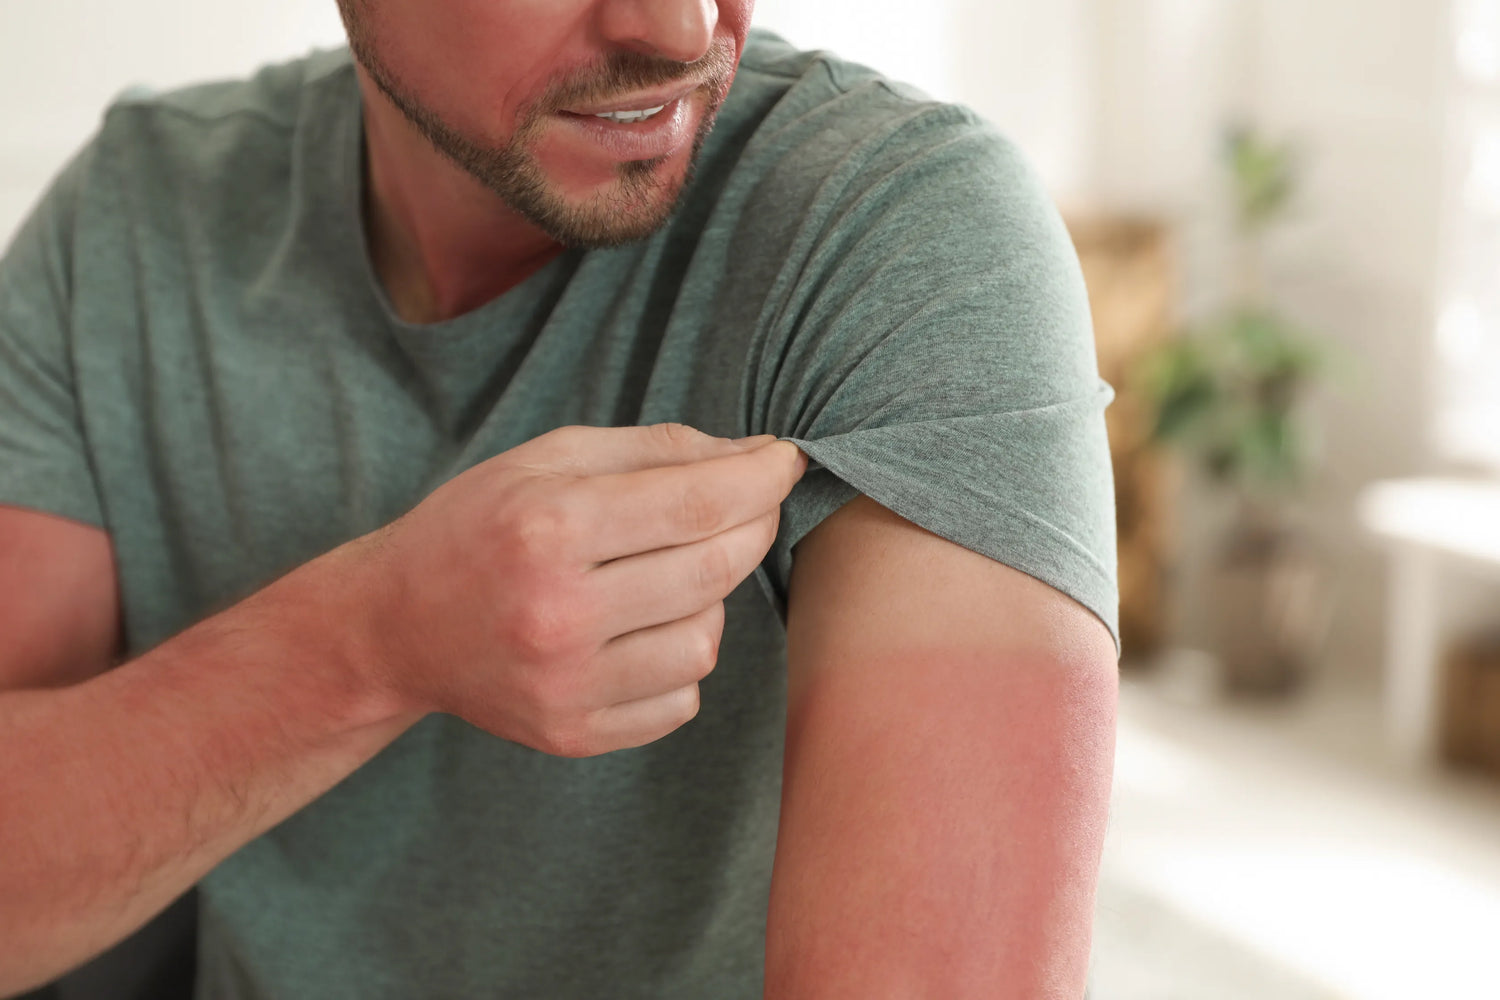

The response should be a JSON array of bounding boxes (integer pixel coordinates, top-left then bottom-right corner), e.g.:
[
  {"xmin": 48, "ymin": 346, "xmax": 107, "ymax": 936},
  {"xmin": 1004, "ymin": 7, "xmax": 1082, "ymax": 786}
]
[
  {"xmin": 765, "ymin": 494, "xmax": 1117, "ymax": 999},
  {"xmin": 0, "ymin": 505, "xmax": 123, "ymax": 691}
]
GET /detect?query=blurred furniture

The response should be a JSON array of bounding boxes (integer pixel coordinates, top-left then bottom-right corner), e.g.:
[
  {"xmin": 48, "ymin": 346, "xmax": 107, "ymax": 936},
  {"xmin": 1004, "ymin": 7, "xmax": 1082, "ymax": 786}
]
[
  {"xmin": 1068, "ymin": 213, "xmax": 1175, "ymax": 660},
  {"xmin": 1440, "ymin": 631, "xmax": 1500, "ymax": 776},
  {"xmin": 1358, "ymin": 477, "xmax": 1500, "ymax": 766}
]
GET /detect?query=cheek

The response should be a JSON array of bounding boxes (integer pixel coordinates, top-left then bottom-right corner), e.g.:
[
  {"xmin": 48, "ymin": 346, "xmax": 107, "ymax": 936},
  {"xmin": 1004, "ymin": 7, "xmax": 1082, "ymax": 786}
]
[
  {"xmin": 720, "ymin": 0, "xmax": 756, "ymax": 51},
  {"xmin": 375, "ymin": 1, "xmax": 593, "ymax": 141}
]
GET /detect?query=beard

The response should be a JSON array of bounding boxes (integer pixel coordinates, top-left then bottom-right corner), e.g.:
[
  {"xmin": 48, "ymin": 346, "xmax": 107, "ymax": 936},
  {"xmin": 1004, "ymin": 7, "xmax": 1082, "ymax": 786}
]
[{"xmin": 336, "ymin": 2, "xmax": 736, "ymax": 249}]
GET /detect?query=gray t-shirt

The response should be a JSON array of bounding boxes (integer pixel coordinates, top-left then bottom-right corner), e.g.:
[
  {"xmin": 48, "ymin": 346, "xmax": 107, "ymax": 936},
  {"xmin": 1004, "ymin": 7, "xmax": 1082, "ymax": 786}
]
[{"xmin": 0, "ymin": 30, "xmax": 1117, "ymax": 1000}]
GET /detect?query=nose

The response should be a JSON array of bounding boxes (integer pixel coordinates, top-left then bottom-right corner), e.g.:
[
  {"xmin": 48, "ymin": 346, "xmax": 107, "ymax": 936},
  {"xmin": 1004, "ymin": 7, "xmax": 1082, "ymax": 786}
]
[{"xmin": 597, "ymin": 0, "xmax": 718, "ymax": 65}]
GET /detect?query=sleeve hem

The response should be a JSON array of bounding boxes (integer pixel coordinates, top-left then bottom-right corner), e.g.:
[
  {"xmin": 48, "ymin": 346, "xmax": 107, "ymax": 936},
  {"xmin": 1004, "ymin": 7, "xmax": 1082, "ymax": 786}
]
[
  {"xmin": 0, "ymin": 477, "xmax": 106, "ymax": 531},
  {"xmin": 779, "ymin": 437, "xmax": 1121, "ymax": 657}
]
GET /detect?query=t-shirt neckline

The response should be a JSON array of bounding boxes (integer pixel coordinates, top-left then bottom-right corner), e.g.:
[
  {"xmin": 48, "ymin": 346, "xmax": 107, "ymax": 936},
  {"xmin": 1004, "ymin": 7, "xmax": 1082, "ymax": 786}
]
[{"xmin": 334, "ymin": 65, "xmax": 578, "ymax": 342}]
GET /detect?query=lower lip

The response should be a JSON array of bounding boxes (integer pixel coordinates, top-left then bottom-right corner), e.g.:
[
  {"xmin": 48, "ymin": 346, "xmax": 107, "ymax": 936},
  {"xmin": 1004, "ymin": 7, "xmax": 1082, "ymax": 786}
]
[{"xmin": 553, "ymin": 96, "xmax": 695, "ymax": 163}]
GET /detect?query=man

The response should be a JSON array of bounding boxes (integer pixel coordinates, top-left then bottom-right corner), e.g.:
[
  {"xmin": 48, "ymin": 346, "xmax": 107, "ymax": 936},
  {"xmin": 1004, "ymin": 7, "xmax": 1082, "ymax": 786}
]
[{"xmin": 0, "ymin": 1, "xmax": 1119, "ymax": 997}]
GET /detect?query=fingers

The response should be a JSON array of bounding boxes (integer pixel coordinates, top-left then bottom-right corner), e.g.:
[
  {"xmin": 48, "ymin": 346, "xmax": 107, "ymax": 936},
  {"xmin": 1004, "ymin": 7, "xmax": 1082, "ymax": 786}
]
[
  {"xmin": 583, "ymin": 684, "xmax": 704, "ymax": 754},
  {"xmin": 585, "ymin": 510, "xmax": 778, "ymax": 638},
  {"xmin": 576, "ymin": 440, "xmax": 807, "ymax": 564},
  {"xmin": 516, "ymin": 423, "xmax": 780, "ymax": 477},
  {"xmin": 591, "ymin": 601, "xmax": 725, "ymax": 704}
]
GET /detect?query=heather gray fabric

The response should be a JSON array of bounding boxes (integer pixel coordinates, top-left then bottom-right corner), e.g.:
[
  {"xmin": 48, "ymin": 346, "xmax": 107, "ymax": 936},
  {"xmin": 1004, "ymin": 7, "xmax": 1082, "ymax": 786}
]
[{"xmin": 0, "ymin": 30, "xmax": 1117, "ymax": 1000}]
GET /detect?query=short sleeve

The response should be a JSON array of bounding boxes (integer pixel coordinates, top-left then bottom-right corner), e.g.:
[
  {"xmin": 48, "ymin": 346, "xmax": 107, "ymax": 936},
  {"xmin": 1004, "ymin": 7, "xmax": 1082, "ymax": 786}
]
[
  {"xmin": 751, "ymin": 104, "xmax": 1119, "ymax": 647},
  {"xmin": 0, "ymin": 141, "xmax": 107, "ymax": 528}
]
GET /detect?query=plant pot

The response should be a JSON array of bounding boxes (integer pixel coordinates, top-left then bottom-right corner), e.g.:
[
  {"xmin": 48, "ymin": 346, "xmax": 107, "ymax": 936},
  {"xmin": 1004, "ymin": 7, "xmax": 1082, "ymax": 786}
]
[{"xmin": 1202, "ymin": 510, "xmax": 1331, "ymax": 696}]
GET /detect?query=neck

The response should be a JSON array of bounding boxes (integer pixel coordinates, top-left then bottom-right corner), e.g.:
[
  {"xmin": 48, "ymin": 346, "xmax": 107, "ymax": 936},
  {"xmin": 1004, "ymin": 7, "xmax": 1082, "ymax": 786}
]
[{"xmin": 357, "ymin": 66, "xmax": 565, "ymax": 325}]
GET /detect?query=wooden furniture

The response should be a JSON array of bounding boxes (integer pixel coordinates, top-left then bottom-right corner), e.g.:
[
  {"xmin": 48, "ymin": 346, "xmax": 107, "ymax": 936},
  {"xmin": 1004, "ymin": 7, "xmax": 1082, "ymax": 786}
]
[
  {"xmin": 1440, "ymin": 632, "xmax": 1500, "ymax": 777},
  {"xmin": 1068, "ymin": 214, "xmax": 1176, "ymax": 660}
]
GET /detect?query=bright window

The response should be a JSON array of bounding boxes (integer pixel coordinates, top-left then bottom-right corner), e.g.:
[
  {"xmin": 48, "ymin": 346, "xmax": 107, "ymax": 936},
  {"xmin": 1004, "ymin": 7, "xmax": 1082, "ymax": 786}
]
[{"xmin": 1437, "ymin": 0, "xmax": 1500, "ymax": 467}]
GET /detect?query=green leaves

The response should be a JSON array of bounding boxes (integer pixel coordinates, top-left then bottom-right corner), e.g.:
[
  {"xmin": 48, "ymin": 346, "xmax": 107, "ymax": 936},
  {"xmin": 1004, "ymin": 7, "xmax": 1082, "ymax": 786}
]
[
  {"xmin": 1226, "ymin": 125, "xmax": 1297, "ymax": 233},
  {"xmin": 1135, "ymin": 308, "xmax": 1324, "ymax": 493},
  {"xmin": 1131, "ymin": 124, "xmax": 1330, "ymax": 498}
]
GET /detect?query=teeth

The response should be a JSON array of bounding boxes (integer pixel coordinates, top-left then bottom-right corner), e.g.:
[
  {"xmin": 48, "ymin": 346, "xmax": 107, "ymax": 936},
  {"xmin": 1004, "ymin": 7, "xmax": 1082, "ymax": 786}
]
[{"xmin": 593, "ymin": 103, "xmax": 667, "ymax": 123}]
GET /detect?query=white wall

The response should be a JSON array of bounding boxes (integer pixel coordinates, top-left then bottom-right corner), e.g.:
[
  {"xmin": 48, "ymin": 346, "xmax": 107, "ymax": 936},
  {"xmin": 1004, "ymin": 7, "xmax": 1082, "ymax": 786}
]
[
  {"xmin": 753, "ymin": 0, "xmax": 960, "ymax": 101},
  {"xmin": 1116, "ymin": 0, "xmax": 1450, "ymax": 680},
  {"xmin": 0, "ymin": 0, "xmax": 346, "ymax": 244},
  {"xmin": 757, "ymin": 0, "xmax": 1101, "ymax": 202},
  {"xmin": 1255, "ymin": 0, "xmax": 1450, "ymax": 680},
  {"xmin": 950, "ymin": 0, "xmax": 1101, "ymax": 204}
]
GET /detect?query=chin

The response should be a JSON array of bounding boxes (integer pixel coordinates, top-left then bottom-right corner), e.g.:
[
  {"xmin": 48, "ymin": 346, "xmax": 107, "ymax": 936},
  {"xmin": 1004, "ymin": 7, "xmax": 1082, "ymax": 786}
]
[{"xmin": 526, "ymin": 154, "xmax": 695, "ymax": 249}]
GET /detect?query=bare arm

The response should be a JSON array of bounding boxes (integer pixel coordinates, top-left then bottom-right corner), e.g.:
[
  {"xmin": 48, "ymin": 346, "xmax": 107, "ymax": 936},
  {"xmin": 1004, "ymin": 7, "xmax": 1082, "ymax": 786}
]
[
  {"xmin": 0, "ymin": 521, "xmax": 419, "ymax": 996},
  {"xmin": 0, "ymin": 505, "xmax": 124, "ymax": 690},
  {"xmin": 765, "ymin": 495, "xmax": 1117, "ymax": 999}
]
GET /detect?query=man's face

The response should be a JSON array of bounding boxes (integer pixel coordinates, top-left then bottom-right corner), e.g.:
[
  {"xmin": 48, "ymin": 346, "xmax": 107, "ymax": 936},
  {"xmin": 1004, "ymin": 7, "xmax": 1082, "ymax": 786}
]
[{"xmin": 336, "ymin": 0, "xmax": 755, "ymax": 249}]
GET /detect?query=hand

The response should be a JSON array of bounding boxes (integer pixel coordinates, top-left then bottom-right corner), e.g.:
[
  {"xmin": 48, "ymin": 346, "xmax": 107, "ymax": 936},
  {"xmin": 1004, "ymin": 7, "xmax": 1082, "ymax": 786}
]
[{"xmin": 350, "ymin": 423, "xmax": 808, "ymax": 757}]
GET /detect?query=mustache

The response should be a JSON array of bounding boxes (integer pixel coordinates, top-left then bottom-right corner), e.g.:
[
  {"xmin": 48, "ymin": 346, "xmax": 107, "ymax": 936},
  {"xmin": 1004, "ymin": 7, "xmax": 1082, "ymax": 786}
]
[{"xmin": 536, "ymin": 38, "xmax": 738, "ymax": 113}]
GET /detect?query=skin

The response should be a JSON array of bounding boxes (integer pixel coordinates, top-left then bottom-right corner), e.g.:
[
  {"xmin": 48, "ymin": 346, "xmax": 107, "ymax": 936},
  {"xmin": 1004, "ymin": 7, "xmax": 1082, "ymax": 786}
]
[
  {"xmin": 332, "ymin": 0, "xmax": 756, "ymax": 322},
  {"xmin": 770, "ymin": 496, "xmax": 1118, "ymax": 998}
]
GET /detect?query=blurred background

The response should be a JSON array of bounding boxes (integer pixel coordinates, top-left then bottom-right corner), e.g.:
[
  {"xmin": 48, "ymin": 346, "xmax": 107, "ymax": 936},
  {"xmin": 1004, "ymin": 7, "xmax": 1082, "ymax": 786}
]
[{"xmin": 5, "ymin": 1, "xmax": 1500, "ymax": 998}]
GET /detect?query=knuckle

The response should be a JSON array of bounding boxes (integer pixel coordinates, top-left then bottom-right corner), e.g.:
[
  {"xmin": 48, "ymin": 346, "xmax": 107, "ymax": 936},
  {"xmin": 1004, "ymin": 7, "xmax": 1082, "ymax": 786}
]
[
  {"xmin": 513, "ymin": 425, "xmax": 578, "ymax": 467},
  {"xmin": 695, "ymin": 541, "xmax": 737, "ymax": 596},
  {"xmin": 507, "ymin": 499, "xmax": 581, "ymax": 561},
  {"xmin": 693, "ymin": 628, "xmax": 720, "ymax": 677},
  {"xmin": 538, "ymin": 718, "xmax": 594, "ymax": 759},
  {"xmin": 506, "ymin": 593, "xmax": 580, "ymax": 661},
  {"xmin": 652, "ymin": 421, "xmax": 706, "ymax": 450},
  {"xmin": 670, "ymin": 482, "xmax": 723, "ymax": 537},
  {"xmin": 679, "ymin": 685, "xmax": 702, "ymax": 724}
]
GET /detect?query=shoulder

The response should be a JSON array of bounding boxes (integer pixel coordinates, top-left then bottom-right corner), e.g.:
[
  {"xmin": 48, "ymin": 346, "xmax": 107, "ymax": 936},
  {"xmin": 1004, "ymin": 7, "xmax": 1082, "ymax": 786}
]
[
  {"xmin": 102, "ymin": 47, "xmax": 353, "ymax": 140},
  {"xmin": 703, "ymin": 31, "xmax": 1060, "ymax": 267},
  {"xmin": 726, "ymin": 30, "xmax": 1035, "ymax": 190},
  {"xmin": 54, "ymin": 49, "xmax": 357, "ymax": 274},
  {"xmin": 81, "ymin": 49, "xmax": 354, "ymax": 212},
  {"xmin": 730, "ymin": 27, "xmax": 965, "ymax": 137}
]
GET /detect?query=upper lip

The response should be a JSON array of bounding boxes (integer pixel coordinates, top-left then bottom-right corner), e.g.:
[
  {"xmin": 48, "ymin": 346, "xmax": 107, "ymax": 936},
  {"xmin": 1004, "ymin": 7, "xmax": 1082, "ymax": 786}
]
[{"xmin": 561, "ymin": 81, "xmax": 700, "ymax": 116}]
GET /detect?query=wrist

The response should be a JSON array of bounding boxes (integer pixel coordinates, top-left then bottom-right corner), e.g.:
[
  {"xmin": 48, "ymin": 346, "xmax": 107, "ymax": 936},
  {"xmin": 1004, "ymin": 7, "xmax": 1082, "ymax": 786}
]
[{"xmin": 258, "ymin": 533, "xmax": 425, "ymax": 735}]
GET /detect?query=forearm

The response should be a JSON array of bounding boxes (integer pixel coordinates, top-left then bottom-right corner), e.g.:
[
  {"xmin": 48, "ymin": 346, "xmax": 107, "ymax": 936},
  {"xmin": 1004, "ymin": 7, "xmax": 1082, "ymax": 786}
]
[{"xmin": 0, "ymin": 541, "xmax": 424, "ymax": 995}]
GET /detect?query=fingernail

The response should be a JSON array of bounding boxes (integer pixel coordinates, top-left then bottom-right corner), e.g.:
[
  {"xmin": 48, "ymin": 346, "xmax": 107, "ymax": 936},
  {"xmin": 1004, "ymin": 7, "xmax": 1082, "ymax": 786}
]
[
  {"xmin": 732, "ymin": 434, "xmax": 778, "ymax": 450},
  {"xmin": 776, "ymin": 441, "xmax": 807, "ymax": 465}
]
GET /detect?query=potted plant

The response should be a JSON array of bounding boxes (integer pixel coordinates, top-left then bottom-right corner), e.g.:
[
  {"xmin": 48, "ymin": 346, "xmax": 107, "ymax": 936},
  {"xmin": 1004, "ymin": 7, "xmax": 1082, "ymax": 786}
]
[{"xmin": 1134, "ymin": 126, "xmax": 1335, "ymax": 695}]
